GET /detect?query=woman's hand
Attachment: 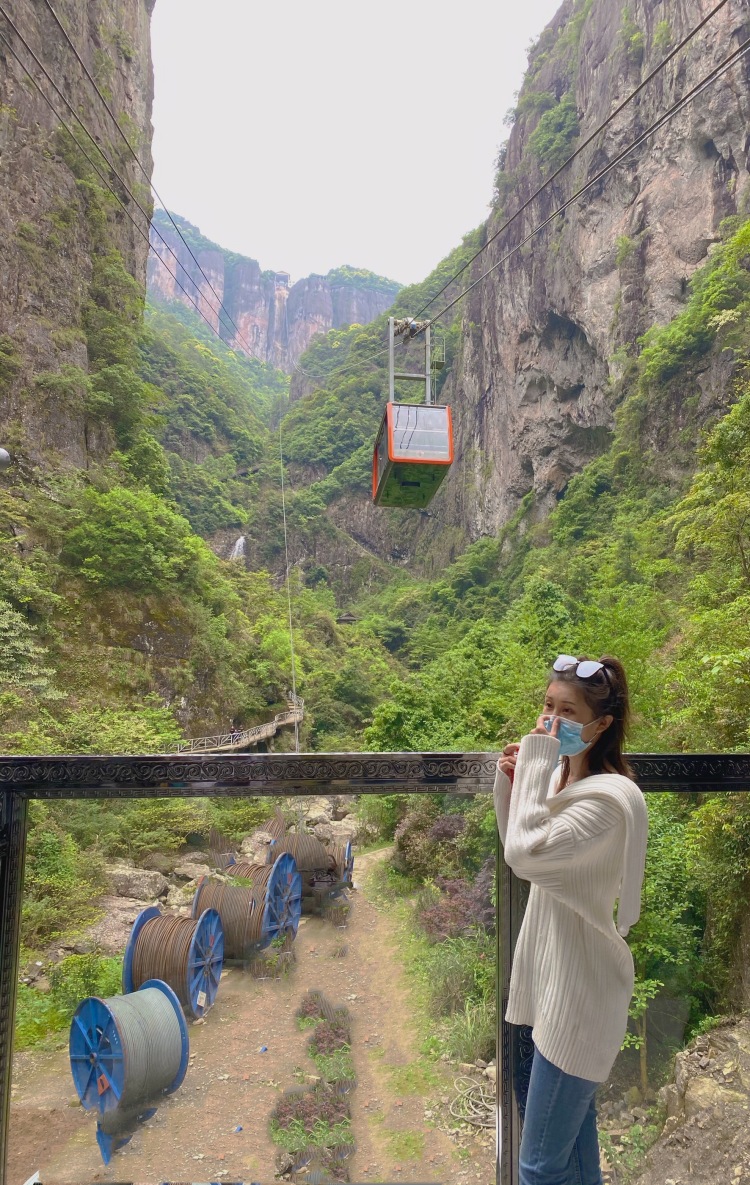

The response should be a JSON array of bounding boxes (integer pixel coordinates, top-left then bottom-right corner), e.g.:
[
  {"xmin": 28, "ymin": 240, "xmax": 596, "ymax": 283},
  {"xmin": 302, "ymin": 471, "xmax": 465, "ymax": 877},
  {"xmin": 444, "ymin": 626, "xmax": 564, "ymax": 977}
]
[
  {"xmin": 529, "ymin": 714, "xmax": 561, "ymax": 739},
  {"xmin": 497, "ymin": 742, "xmax": 521, "ymax": 783}
]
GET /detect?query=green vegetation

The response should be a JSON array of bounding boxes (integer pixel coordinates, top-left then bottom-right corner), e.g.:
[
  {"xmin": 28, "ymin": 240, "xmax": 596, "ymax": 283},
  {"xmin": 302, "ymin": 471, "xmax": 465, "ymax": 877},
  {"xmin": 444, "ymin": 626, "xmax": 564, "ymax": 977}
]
[{"xmin": 528, "ymin": 93, "xmax": 580, "ymax": 171}]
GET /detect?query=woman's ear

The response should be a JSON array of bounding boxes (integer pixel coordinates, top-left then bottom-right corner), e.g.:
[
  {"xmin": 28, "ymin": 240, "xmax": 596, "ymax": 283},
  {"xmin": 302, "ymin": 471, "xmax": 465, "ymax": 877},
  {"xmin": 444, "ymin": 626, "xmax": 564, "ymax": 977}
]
[{"xmin": 598, "ymin": 714, "xmax": 614, "ymax": 738}]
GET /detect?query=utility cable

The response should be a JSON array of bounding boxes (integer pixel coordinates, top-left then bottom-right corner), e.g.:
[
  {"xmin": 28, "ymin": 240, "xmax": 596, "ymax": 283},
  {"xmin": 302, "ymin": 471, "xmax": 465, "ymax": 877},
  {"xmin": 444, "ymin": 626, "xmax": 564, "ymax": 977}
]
[
  {"xmin": 420, "ymin": 34, "xmax": 750, "ymax": 333},
  {"xmin": 39, "ymin": 0, "xmax": 256, "ymax": 357},
  {"xmin": 0, "ymin": 2, "xmax": 244, "ymax": 345},
  {"xmin": 292, "ymin": 4, "xmax": 742, "ymax": 387},
  {"xmin": 278, "ymin": 426, "xmax": 299, "ymax": 754},
  {"xmin": 411, "ymin": 0, "xmax": 736, "ymax": 320},
  {"xmin": 0, "ymin": 24, "xmax": 234, "ymax": 346}
]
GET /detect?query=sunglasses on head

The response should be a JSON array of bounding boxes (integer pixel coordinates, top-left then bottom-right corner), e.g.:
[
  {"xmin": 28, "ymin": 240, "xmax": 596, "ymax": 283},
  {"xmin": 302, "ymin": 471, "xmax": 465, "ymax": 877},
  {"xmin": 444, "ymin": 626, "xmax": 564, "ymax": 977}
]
[{"xmin": 553, "ymin": 654, "xmax": 609, "ymax": 680}]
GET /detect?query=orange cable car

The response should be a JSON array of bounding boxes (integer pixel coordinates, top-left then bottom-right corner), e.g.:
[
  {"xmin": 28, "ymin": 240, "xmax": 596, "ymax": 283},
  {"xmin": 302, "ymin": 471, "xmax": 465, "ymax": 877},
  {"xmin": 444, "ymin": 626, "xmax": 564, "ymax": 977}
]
[{"xmin": 372, "ymin": 316, "xmax": 454, "ymax": 509}]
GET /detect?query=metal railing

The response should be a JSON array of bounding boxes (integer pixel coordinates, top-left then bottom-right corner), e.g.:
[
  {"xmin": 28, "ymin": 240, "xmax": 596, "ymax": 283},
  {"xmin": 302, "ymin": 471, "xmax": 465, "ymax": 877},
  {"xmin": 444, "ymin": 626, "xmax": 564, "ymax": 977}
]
[{"xmin": 176, "ymin": 700, "xmax": 304, "ymax": 754}]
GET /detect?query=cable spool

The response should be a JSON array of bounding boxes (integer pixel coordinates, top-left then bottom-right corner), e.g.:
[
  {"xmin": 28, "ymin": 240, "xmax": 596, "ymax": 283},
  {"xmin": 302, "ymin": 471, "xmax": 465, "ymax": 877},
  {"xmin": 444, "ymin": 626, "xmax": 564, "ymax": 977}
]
[
  {"xmin": 191, "ymin": 878, "xmax": 258, "ymax": 960},
  {"xmin": 69, "ymin": 979, "xmax": 188, "ymax": 1162},
  {"xmin": 227, "ymin": 853, "xmax": 302, "ymax": 945},
  {"xmin": 123, "ymin": 906, "xmax": 224, "ymax": 1020},
  {"xmin": 268, "ymin": 833, "xmax": 331, "ymax": 874},
  {"xmin": 327, "ymin": 840, "xmax": 354, "ymax": 887}
]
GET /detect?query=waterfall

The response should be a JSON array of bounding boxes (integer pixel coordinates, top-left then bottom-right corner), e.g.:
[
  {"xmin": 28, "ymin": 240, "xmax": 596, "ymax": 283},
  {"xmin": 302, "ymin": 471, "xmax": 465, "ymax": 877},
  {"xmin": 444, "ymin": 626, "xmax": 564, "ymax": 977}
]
[{"xmin": 229, "ymin": 536, "xmax": 246, "ymax": 561}]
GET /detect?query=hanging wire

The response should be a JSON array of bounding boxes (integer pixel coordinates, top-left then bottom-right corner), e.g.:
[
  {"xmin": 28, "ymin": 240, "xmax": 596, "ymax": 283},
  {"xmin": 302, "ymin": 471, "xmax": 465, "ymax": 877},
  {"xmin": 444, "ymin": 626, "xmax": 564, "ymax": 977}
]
[
  {"xmin": 410, "ymin": 0, "xmax": 736, "ymax": 320},
  {"xmin": 37, "ymin": 0, "xmax": 261, "ymax": 358},
  {"xmin": 417, "ymin": 34, "xmax": 750, "ymax": 335},
  {"xmin": 0, "ymin": 23, "xmax": 231, "ymax": 346},
  {"xmin": 278, "ymin": 426, "xmax": 299, "ymax": 753}
]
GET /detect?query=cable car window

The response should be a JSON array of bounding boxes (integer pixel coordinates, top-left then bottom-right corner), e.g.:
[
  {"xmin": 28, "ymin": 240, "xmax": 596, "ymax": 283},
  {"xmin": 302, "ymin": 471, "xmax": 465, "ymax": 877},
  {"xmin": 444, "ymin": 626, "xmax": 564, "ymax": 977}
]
[
  {"xmin": 392, "ymin": 405, "xmax": 451, "ymax": 460},
  {"xmin": 375, "ymin": 422, "xmax": 389, "ymax": 484}
]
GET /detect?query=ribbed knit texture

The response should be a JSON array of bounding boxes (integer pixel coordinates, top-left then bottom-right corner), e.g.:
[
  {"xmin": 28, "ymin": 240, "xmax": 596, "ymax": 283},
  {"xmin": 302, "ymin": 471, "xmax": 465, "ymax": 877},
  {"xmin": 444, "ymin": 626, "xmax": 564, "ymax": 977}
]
[{"xmin": 494, "ymin": 732, "xmax": 649, "ymax": 1083}]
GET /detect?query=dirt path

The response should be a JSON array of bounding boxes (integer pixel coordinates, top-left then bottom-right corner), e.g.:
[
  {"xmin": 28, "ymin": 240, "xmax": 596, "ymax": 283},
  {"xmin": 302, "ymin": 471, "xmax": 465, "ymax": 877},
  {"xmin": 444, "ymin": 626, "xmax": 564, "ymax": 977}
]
[{"xmin": 8, "ymin": 849, "xmax": 495, "ymax": 1184}]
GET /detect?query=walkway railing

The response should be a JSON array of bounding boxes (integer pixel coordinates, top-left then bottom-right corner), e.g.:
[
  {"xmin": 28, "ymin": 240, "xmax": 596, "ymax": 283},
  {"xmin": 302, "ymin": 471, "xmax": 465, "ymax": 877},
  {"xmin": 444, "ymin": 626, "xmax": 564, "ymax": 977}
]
[{"xmin": 176, "ymin": 699, "xmax": 304, "ymax": 753}]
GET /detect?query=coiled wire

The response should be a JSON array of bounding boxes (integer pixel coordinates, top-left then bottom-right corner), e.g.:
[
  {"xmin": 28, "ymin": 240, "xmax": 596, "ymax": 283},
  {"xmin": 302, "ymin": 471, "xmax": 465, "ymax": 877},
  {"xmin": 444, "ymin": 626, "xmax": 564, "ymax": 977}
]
[
  {"xmin": 103, "ymin": 987, "xmax": 183, "ymax": 1110},
  {"xmin": 131, "ymin": 914, "xmax": 203, "ymax": 1013},
  {"xmin": 270, "ymin": 834, "xmax": 331, "ymax": 874},
  {"xmin": 192, "ymin": 879, "xmax": 256, "ymax": 959}
]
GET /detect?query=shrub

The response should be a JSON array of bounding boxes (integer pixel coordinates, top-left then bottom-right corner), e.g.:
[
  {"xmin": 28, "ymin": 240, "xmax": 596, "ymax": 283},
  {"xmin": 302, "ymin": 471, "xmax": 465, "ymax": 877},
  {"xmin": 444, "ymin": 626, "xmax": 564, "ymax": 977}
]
[
  {"xmin": 48, "ymin": 953, "xmax": 123, "ymax": 1014},
  {"xmin": 528, "ymin": 93, "xmax": 579, "ymax": 170},
  {"xmin": 61, "ymin": 485, "xmax": 212, "ymax": 593}
]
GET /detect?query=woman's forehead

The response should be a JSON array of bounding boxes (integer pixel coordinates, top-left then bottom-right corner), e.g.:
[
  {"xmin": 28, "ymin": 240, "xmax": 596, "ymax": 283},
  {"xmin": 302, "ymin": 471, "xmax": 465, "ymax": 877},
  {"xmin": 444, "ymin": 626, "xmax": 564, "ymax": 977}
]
[{"xmin": 546, "ymin": 679, "xmax": 587, "ymax": 707}]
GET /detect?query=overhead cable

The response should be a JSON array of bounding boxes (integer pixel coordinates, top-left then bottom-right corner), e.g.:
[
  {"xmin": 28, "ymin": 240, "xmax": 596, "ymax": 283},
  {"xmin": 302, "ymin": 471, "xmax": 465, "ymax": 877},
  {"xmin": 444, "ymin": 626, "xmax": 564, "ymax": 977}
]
[
  {"xmin": 0, "ymin": 23, "xmax": 232, "ymax": 344},
  {"xmin": 39, "ymin": 0, "xmax": 256, "ymax": 356},
  {"xmin": 419, "ymin": 34, "xmax": 750, "ymax": 333},
  {"xmin": 411, "ymin": 0, "xmax": 735, "ymax": 320}
]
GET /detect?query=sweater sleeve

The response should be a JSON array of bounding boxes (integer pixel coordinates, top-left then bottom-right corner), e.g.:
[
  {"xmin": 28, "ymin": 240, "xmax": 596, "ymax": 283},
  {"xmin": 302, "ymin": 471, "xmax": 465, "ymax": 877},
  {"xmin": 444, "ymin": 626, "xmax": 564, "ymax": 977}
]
[
  {"xmin": 493, "ymin": 763, "xmax": 512, "ymax": 844},
  {"xmin": 503, "ymin": 733, "xmax": 623, "ymax": 879}
]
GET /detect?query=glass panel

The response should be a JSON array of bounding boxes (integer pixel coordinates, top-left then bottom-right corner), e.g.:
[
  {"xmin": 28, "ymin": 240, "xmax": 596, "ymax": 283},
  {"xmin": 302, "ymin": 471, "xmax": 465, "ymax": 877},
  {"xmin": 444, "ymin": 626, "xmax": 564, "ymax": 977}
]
[
  {"xmin": 391, "ymin": 404, "xmax": 451, "ymax": 461},
  {"xmin": 9, "ymin": 790, "xmax": 494, "ymax": 1184},
  {"xmin": 375, "ymin": 416, "xmax": 390, "ymax": 486}
]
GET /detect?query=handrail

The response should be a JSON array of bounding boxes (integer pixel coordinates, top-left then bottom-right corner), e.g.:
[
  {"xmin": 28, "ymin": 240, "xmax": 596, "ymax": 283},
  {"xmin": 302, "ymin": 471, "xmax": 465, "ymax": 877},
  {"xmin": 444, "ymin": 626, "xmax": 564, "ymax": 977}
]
[{"xmin": 176, "ymin": 703, "xmax": 304, "ymax": 754}]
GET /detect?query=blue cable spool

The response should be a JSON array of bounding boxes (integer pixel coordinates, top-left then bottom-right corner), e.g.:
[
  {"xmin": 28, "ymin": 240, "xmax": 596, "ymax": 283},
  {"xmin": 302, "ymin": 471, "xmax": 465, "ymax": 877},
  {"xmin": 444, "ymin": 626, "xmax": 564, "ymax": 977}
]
[
  {"xmin": 123, "ymin": 905, "xmax": 224, "ymax": 1020},
  {"xmin": 69, "ymin": 979, "xmax": 188, "ymax": 1163},
  {"xmin": 225, "ymin": 852, "xmax": 302, "ymax": 947},
  {"xmin": 264, "ymin": 851, "xmax": 302, "ymax": 943}
]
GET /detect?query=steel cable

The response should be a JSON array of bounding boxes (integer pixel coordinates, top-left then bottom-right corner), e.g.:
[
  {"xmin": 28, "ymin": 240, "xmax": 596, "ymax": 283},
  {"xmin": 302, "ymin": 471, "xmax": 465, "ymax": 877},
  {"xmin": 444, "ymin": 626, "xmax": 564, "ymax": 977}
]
[
  {"xmin": 36, "ymin": 0, "xmax": 259, "ymax": 358},
  {"xmin": 192, "ymin": 879, "xmax": 256, "ymax": 959},
  {"xmin": 130, "ymin": 913, "xmax": 219, "ymax": 1016},
  {"xmin": 422, "ymin": 34, "xmax": 750, "ymax": 333},
  {"xmin": 97, "ymin": 987, "xmax": 183, "ymax": 1111}
]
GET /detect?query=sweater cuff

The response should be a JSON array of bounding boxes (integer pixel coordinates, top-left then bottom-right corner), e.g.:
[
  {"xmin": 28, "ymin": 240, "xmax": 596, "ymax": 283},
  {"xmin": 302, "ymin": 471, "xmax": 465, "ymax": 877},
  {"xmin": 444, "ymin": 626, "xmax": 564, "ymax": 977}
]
[{"xmin": 518, "ymin": 731, "xmax": 561, "ymax": 763}]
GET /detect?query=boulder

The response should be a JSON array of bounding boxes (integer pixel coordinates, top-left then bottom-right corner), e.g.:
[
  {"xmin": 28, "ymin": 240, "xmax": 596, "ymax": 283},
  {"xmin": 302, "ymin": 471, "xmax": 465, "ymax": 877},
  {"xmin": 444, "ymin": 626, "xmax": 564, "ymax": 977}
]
[
  {"xmin": 173, "ymin": 861, "xmax": 211, "ymax": 882},
  {"xmin": 240, "ymin": 830, "xmax": 274, "ymax": 861},
  {"xmin": 312, "ymin": 823, "xmax": 333, "ymax": 844},
  {"xmin": 683, "ymin": 1075, "xmax": 746, "ymax": 1118},
  {"xmin": 140, "ymin": 852, "xmax": 174, "ymax": 875},
  {"xmin": 104, "ymin": 863, "xmax": 169, "ymax": 900},
  {"xmin": 303, "ymin": 796, "xmax": 334, "ymax": 826},
  {"xmin": 69, "ymin": 895, "xmax": 149, "ymax": 956},
  {"xmin": 166, "ymin": 881, "xmax": 200, "ymax": 910},
  {"xmin": 328, "ymin": 818, "xmax": 359, "ymax": 843}
]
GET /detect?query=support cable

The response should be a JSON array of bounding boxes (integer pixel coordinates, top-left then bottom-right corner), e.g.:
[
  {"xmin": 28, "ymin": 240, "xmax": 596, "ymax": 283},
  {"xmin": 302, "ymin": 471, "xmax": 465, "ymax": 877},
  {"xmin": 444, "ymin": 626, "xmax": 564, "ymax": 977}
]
[
  {"xmin": 38, "ymin": 0, "xmax": 258, "ymax": 357},
  {"xmin": 419, "ymin": 35, "xmax": 750, "ymax": 334},
  {"xmin": 0, "ymin": 23, "xmax": 240, "ymax": 346},
  {"xmin": 279, "ymin": 427, "xmax": 299, "ymax": 753},
  {"xmin": 411, "ymin": 0, "xmax": 736, "ymax": 320}
]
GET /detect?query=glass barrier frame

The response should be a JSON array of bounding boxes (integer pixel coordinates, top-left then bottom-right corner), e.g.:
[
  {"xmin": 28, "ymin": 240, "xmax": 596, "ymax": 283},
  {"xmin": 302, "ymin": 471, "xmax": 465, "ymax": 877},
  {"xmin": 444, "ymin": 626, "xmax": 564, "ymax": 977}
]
[{"xmin": 1, "ymin": 750, "xmax": 749, "ymax": 1185}]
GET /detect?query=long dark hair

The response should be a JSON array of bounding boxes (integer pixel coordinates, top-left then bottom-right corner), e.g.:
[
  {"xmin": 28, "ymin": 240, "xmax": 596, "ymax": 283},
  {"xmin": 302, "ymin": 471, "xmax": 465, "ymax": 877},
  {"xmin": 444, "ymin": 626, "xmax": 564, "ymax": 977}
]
[{"xmin": 549, "ymin": 654, "xmax": 633, "ymax": 784}]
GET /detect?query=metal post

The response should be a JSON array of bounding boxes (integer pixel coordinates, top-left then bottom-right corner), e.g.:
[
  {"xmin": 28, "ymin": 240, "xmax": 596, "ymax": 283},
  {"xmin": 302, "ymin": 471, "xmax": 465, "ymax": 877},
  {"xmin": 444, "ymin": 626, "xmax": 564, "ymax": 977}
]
[
  {"xmin": 425, "ymin": 324, "xmax": 432, "ymax": 406},
  {"xmin": 0, "ymin": 791, "xmax": 28, "ymax": 1185},
  {"xmin": 388, "ymin": 316, "xmax": 395, "ymax": 403}
]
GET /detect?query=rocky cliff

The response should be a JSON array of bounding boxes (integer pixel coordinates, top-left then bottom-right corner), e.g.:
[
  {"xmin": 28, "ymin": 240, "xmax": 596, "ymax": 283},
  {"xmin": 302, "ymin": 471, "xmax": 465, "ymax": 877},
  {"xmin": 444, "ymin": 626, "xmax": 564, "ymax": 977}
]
[
  {"xmin": 294, "ymin": 0, "xmax": 750, "ymax": 578},
  {"xmin": 440, "ymin": 0, "xmax": 750, "ymax": 537},
  {"xmin": 147, "ymin": 212, "xmax": 400, "ymax": 372},
  {"xmin": 0, "ymin": 0, "xmax": 154, "ymax": 469}
]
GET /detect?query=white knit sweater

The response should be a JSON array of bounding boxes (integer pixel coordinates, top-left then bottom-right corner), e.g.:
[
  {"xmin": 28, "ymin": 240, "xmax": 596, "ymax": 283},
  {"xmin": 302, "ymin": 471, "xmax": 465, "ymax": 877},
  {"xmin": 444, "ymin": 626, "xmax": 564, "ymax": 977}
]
[{"xmin": 494, "ymin": 732, "xmax": 649, "ymax": 1082}]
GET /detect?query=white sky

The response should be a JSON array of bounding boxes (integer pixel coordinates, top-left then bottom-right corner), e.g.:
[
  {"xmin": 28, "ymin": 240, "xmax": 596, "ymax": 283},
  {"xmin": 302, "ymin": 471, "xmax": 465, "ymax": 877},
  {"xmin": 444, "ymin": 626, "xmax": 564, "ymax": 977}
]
[{"xmin": 150, "ymin": 0, "xmax": 562, "ymax": 285}]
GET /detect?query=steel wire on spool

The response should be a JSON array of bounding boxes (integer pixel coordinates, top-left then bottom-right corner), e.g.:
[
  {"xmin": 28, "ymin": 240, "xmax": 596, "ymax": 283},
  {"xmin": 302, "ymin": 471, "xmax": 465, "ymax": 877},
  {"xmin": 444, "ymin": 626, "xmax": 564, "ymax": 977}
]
[
  {"xmin": 123, "ymin": 906, "xmax": 223, "ymax": 1020},
  {"xmin": 268, "ymin": 833, "xmax": 331, "ymax": 874},
  {"xmin": 326, "ymin": 840, "xmax": 354, "ymax": 886},
  {"xmin": 69, "ymin": 979, "xmax": 188, "ymax": 1163},
  {"xmin": 228, "ymin": 853, "xmax": 302, "ymax": 945},
  {"xmin": 191, "ymin": 878, "xmax": 257, "ymax": 960}
]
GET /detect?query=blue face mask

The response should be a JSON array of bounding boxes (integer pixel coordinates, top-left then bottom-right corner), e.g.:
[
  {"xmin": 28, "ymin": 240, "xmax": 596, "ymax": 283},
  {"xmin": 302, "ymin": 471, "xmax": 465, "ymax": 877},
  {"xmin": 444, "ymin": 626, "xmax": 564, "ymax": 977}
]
[{"xmin": 544, "ymin": 716, "xmax": 599, "ymax": 757}]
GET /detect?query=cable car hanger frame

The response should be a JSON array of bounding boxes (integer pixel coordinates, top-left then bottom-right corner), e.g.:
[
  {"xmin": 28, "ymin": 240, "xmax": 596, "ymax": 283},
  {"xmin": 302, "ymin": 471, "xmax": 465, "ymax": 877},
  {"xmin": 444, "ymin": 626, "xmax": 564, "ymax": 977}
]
[{"xmin": 372, "ymin": 315, "xmax": 454, "ymax": 509}]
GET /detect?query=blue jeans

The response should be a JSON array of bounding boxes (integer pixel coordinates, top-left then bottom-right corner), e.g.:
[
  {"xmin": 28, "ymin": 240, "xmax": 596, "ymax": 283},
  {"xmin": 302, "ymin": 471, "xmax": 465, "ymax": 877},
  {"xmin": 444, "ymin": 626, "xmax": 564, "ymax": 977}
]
[{"xmin": 516, "ymin": 1040, "xmax": 602, "ymax": 1185}]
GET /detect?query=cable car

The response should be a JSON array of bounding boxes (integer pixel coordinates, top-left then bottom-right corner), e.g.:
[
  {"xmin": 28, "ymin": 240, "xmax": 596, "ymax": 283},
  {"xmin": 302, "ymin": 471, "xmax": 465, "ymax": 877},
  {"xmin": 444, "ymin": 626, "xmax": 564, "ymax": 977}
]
[
  {"xmin": 372, "ymin": 316, "xmax": 454, "ymax": 509},
  {"xmin": 372, "ymin": 402, "xmax": 453, "ymax": 507}
]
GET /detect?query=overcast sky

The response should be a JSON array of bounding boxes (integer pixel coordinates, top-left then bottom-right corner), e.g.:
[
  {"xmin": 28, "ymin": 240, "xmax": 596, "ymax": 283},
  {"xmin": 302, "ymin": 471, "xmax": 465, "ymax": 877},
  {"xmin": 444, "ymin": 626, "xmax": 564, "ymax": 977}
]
[{"xmin": 150, "ymin": 0, "xmax": 562, "ymax": 285}]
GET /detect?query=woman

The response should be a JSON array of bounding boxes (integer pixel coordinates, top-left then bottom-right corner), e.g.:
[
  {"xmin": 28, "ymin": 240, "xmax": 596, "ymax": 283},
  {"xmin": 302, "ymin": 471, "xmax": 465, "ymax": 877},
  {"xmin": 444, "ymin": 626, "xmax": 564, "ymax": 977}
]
[{"xmin": 494, "ymin": 654, "xmax": 648, "ymax": 1185}]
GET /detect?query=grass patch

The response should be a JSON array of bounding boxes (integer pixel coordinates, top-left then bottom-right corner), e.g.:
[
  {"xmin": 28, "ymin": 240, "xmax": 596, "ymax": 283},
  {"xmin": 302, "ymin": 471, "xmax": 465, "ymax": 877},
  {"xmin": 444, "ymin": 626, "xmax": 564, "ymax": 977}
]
[
  {"xmin": 386, "ymin": 1061, "xmax": 440, "ymax": 1095},
  {"xmin": 386, "ymin": 1129, "xmax": 425, "ymax": 1159},
  {"xmin": 311, "ymin": 1047, "xmax": 356, "ymax": 1082},
  {"xmin": 269, "ymin": 1115, "xmax": 354, "ymax": 1153}
]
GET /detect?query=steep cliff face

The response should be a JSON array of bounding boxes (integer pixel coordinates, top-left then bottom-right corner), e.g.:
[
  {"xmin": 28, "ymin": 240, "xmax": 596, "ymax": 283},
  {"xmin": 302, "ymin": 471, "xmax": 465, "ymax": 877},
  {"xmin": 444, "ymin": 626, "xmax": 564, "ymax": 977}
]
[
  {"xmin": 0, "ymin": 0, "xmax": 154, "ymax": 469},
  {"xmin": 437, "ymin": 0, "xmax": 750, "ymax": 537},
  {"xmin": 147, "ymin": 212, "xmax": 401, "ymax": 372}
]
